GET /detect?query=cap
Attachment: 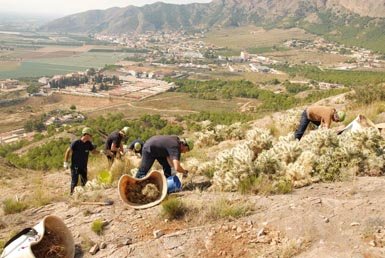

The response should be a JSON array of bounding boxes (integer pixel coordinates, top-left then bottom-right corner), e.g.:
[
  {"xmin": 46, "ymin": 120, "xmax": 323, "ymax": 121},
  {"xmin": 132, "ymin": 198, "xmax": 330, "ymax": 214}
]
[
  {"xmin": 337, "ymin": 111, "xmax": 345, "ymax": 122},
  {"xmin": 180, "ymin": 138, "xmax": 191, "ymax": 150},
  {"xmin": 121, "ymin": 126, "xmax": 130, "ymax": 136},
  {"xmin": 134, "ymin": 142, "xmax": 142, "ymax": 151},
  {"xmin": 82, "ymin": 127, "xmax": 93, "ymax": 136}
]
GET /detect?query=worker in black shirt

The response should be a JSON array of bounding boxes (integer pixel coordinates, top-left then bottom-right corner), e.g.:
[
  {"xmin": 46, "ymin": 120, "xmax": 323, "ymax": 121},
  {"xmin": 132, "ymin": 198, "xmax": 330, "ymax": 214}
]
[
  {"xmin": 64, "ymin": 127, "xmax": 99, "ymax": 195},
  {"xmin": 128, "ymin": 139, "xmax": 144, "ymax": 157},
  {"xmin": 135, "ymin": 135, "xmax": 190, "ymax": 179},
  {"xmin": 104, "ymin": 126, "xmax": 129, "ymax": 166}
]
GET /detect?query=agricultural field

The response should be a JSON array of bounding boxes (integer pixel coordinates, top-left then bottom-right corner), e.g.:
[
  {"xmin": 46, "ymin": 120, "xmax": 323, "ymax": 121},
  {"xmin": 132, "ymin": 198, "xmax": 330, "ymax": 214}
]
[
  {"xmin": 0, "ymin": 52, "xmax": 132, "ymax": 79},
  {"xmin": 0, "ymin": 32, "xmax": 129, "ymax": 79},
  {"xmin": 204, "ymin": 26, "xmax": 315, "ymax": 52}
]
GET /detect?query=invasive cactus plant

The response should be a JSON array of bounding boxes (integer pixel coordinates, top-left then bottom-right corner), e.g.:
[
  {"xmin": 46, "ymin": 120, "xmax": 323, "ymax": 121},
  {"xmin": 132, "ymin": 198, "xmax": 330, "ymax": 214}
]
[
  {"xmin": 212, "ymin": 142, "xmax": 255, "ymax": 191},
  {"xmin": 210, "ymin": 123, "xmax": 385, "ymax": 192}
]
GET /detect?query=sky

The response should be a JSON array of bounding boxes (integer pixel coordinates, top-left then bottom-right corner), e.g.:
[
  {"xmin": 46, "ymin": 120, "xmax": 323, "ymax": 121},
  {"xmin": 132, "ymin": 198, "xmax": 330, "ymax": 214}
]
[{"xmin": 0, "ymin": 0, "xmax": 212, "ymax": 16}]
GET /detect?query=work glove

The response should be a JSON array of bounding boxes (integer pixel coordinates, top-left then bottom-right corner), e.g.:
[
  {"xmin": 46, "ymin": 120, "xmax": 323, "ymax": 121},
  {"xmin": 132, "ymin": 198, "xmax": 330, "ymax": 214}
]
[{"xmin": 63, "ymin": 161, "xmax": 69, "ymax": 169}]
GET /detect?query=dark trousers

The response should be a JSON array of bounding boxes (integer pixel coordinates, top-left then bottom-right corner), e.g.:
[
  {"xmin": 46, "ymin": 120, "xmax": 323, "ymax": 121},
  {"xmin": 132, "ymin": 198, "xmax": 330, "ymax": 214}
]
[
  {"xmin": 136, "ymin": 152, "xmax": 171, "ymax": 178},
  {"xmin": 70, "ymin": 167, "xmax": 88, "ymax": 194},
  {"xmin": 294, "ymin": 110, "xmax": 321, "ymax": 140}
]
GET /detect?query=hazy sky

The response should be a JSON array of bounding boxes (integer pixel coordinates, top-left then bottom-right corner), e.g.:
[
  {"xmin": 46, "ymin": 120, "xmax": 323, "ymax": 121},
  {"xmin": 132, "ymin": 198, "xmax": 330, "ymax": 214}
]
[{"xmin": 0, "ymin": 0, "xmax": 212, "ymax": 15}]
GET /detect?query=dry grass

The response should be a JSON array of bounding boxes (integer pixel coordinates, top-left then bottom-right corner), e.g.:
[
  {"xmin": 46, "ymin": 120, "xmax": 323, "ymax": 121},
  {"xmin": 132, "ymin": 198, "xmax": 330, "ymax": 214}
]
[
  {"xmin": 239, "ymin": 175, "xmax": 293, "ymax": 195},
  {"xmin": 204, "ymin": 199, "xmax": 252, "ymax": 220},
  {"xmin": 161, "ymin": 197, "xmax": 188, "ymax": 220},
  {"xmin": 279, "ymin": 239, "xmax": 309, "ymax": 258},
  {"xmin": 2, "ymin": 198, "xmax": 29, "ymax": 214},
  {"xmin": 345, "ymin": 101, "xmax": 385, "ymax": 125}
]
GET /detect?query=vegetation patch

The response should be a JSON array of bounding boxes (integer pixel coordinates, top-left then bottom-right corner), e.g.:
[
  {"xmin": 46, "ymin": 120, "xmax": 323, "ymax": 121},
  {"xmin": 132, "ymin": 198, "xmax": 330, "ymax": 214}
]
[
  {"xmin": 206, "ymin": 199, "xmax": 252, "ymax": 220},
  {"xmin": 2, "ymin": 198, "xmax": 29, "ymax": 214},
  {"xmin": 161, "ymin": 197, "xmax": 188, "ymax": 220},
  {"xmin": 239, "ymin": 175, "xmax": 293, "ymax": 195},
  {"xmin": 91, "ymin": 219, "xmax": 105, "ymax": 236}
]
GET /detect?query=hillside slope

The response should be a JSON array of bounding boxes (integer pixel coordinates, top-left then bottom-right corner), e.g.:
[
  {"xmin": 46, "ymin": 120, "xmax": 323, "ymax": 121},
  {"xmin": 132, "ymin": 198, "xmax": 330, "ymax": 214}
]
[
  {"xmin": 1, "ymin": 170, "xmax": 385, "ymax": 257},
  {"xmin": 39, "ymin": 0, "xmax": 385, "ymax": 53},
  {"xmin": 40, "ymin": 0, "xmax": 385, "ymax": 34}
]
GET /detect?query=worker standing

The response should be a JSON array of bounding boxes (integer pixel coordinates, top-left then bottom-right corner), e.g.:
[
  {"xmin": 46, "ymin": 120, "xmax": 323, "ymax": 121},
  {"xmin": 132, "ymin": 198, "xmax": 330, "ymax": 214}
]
[
  {"xmin": 104, "ymin": 126, "xmax": 129, "ymax": 166},
  {"xmin": 64, "ymin": 127, "xmax": 99, "ymax": 195},
  {"xmin": 294, "ymin": 105, "xmax": 345, "ymax": 140},
  {"xmin": 135, "ymin": 135, "xmax": 190, "ymax": 179}
]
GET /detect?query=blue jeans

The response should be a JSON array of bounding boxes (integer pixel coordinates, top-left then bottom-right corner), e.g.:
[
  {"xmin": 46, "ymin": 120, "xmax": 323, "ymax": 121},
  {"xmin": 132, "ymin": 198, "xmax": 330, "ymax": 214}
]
[
  {"xmin": 70, "ymin": 167, "xmax": 87, "ymax": 194},
  {"xmin": 135, "ymin": 151, "xmax": 171, "ymax": 179},
  {"xmin": 294, "ymin": 110, "xmax": 321, "ymax": 140}
]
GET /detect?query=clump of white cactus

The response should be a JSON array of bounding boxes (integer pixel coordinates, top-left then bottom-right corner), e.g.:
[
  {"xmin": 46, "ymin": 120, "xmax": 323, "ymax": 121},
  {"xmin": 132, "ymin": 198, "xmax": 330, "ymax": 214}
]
[
  {"xmin": 212, "ymin": 142, "xmax": 255, "ymax": 191},
  {"xmin": 285, "ymin": 151, "xmax": 316, "ymax": 187},
  {"xmin": 276, "ymin": 109, "xmax": 302, "ymax": 133},
  {"xmin": 245, "ymin": 127, "xmax": 274, "ymax": 156},
  {"xmin": 194, "ymin": 130, "xmax": 218, "ymax": 148},
  {"xmin": 211, "ymin": 123, "xmax": 385, "ymax": 192},
  {"xmin": 194, "ymin": 122, "xmax": 248, "ymax": 148},
  {"xmin": 185, "ymin": 157, "xmax": 201, "ymax": 174}
]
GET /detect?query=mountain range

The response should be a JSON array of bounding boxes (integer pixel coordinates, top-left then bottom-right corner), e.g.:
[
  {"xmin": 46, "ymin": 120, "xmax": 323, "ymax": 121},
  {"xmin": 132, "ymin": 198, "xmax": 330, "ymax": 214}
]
[{"xmin": 40, "ymin": 0, "xmax": 385, "ymax": 52}]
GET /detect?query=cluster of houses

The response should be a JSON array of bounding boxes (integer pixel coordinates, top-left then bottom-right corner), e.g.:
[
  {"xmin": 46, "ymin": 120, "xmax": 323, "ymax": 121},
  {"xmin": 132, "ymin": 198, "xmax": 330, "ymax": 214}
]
[
  {"xmin": 0, "ymin": 79, "xmax": 21, "ymax": 90},
  {"xmin": 284, "ymin": 38, "xmax": 385, "ymax": 69}
]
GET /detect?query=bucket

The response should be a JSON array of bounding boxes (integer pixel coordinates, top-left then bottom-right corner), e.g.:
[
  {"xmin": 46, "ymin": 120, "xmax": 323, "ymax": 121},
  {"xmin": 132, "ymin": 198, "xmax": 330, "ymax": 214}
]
[
  {"xmin": 118, "ymin": 170, "xmax": 167, "ymax": 209},
  {"xmin": 167, "ymin": 175, "xmax": 182, "ymax": 193},
  {"xmin": 1, "ymin": 215, "xmax": 74, "ymax": 258}
]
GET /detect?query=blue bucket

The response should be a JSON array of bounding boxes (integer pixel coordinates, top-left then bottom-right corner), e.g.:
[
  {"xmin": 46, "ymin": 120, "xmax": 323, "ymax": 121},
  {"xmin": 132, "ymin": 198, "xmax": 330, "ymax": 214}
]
[{"xmin": 167, "ymin": 175, "xmax": 182, "ymax": 193}]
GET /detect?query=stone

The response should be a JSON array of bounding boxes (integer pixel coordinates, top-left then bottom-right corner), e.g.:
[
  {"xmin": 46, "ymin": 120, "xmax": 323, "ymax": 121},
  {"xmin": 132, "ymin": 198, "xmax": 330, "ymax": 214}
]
[
  {"xmin": 236, "ymin": 227, "xmax": 243, "ymax": 233},
  {"xmin": 350, "ymin": 222, "xmax": 360, "ymax": 226},
  {"xmin": 257, "ymin": 228, "xmax": 266, "ymax": 237},
  {"xmin": 89, "ymin": 244, "xmax": 99, "ymax": 255},
  {"xmin": 324, "ymin": 218, "xmax": 330, "ymax": 223},
  {"xmin": 100, "ymin": 242, "xmax": 107, "ymax": 249},
  {"xmin": 222, "ymin": 225, "xmax": 229, "ymax": 232},
  {"xmin": 124, "ymin": 238, "xmax": 133, "ymax": 245},
  {"xmin": 154, "ymin": 229, "xmax": 165, "ymax": 238}
]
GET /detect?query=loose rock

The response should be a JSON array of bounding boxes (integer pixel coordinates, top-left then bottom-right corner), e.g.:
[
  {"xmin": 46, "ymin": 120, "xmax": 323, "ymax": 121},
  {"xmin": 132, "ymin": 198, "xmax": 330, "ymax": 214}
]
[{"xmin": 89, "ymin": 244, "xmax": 99, "ymax": 255}]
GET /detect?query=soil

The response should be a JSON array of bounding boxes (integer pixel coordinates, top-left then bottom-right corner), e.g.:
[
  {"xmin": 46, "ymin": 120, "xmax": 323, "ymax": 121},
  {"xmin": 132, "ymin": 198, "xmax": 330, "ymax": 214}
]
[
  {"xmin": 2, "ymin": 169, "xmax": 385, "ymax": 258},
  {"xmin": 31, "ymin": 229, "xmax": 66, "ymax": 258},
  {"xmin": 125, "ymin": 179, "xmax": 161, "ymax": 204}
]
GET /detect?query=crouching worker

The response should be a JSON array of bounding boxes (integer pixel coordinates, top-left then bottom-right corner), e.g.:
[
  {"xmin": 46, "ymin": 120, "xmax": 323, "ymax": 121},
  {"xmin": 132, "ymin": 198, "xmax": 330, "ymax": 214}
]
[
  {"xmin": 135, "ymin": 135, "xmax": 190, "ymax": 179},
  {"xmin": 64, "ymin": 127, "xmax": 99, "ymax": 195},
  {"xmin": 104, "ymin": 126, "xmax": 129, "ymax": 166},
  {"xmin": 294, "ymin": 105, "xmax": 345, "ymax": 140},
  {"xmin": 128, "ymin": 139, "xmax": 144, "ymax": 157}
]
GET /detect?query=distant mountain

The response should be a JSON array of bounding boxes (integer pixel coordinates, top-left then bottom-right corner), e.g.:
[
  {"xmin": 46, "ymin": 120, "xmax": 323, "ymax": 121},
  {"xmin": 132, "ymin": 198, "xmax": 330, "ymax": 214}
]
[{"xmin": 40, "ymin": 0, "xmax": 385, "ymax": 52}]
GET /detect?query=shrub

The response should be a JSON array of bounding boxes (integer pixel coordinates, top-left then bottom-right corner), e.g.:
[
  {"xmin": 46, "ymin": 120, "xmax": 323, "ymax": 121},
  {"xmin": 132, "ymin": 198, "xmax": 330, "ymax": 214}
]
[
  {"xmin": 97, "ymin": 170, "xmax": 112, "ymax": 185},
  {"xmin": 161, "ymin": 197, "xmax": 187, "ymax": 220},
  {"xmin": 239, "ymin": 175, "xmax": 292, "ymax": 195},
  {"xmin": 207, "ymin": 199, "xmax": 251, "ymax": 219},
  {"xmin": 91, "ymin": 219, "xmax": 105, "ymax": 235},
  {"xmin": 2, "ymin": 198, "xmax": 29, "ymax": 214}
]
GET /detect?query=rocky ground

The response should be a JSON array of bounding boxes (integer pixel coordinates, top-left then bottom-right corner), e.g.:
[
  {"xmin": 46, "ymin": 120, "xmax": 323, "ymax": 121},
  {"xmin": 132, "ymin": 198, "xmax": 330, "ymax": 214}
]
[{"xmin": 1, "ymin": 169, "xmax": 385, "ymax": 258}]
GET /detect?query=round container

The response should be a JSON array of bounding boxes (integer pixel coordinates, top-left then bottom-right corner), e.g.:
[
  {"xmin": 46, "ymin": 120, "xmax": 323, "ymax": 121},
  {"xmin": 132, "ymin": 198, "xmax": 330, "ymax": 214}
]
[{"xmin": 167, "ymin": 175, "xmax": 182, "ymax": 193}]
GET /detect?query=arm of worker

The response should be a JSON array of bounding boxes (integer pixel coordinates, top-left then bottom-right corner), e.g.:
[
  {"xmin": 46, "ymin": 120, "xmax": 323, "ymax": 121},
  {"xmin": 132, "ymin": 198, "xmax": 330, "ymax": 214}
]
[
  {"xmin": 110, "ymin": 142, "xmax": 120, "ymax": 152},
  {"xmin": 91, "ymin": 148, "xmax": 99, "ymax": 155},
  {"xmin": 171, "ymin": 159, "xmax": 188, "ymax": 174},
  {"xmin": 320, "ymin": 116, "xmax": 332, "ymax": 129},
  {"xmin": 63, "ymin": 147, "xmax": 72, "ymax": 169}
]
